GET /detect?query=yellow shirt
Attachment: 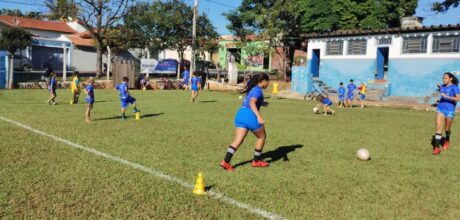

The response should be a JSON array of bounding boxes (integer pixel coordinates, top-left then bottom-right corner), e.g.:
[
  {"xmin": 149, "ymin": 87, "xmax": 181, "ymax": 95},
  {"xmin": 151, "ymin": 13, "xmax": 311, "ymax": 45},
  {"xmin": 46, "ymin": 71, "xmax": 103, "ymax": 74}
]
[
  {"xmin": 71, "ymin": 76, "xmax": 80, "ymax": 93},
  {"xmin": 359, "ymin": 85, "xmax": 366, "ymax": 95},
  {"xmin": 272, "ymin": 82, "xmax": 279, "ymax": 94}
]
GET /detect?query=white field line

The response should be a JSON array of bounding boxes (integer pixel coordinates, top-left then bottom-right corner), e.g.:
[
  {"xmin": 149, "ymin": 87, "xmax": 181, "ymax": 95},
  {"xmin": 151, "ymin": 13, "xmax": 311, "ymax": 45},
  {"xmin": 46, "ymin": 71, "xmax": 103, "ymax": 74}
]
[{"xmin": 0, "ymin": 116, "xmax": 285, "ymax": 220}]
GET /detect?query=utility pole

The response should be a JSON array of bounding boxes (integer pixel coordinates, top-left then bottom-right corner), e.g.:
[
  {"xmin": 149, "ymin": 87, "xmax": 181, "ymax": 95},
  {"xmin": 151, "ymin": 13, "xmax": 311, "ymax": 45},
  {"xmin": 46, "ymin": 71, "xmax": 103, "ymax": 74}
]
[{"xmin": 189, "ymin": 0, "xmax": 199, "ymax": 86}]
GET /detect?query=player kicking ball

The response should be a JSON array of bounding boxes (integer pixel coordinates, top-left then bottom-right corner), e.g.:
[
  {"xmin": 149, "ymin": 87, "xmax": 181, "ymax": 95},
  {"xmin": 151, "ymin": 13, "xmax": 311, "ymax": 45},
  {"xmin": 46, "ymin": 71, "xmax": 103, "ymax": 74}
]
[
  {"xmin": 116, "ymin": 77, "xmax": 139, "ymax": 120},
  {"xmin": 432, "ymin": 72, "xmax": 460, "ymax": 155},
  {"xmin": 314, "ymin": 94, "xmax": 335, "ymax": 116},
  {"xmin": 220, "ymin": 73, "xmax": 270, "ymax": 171}
]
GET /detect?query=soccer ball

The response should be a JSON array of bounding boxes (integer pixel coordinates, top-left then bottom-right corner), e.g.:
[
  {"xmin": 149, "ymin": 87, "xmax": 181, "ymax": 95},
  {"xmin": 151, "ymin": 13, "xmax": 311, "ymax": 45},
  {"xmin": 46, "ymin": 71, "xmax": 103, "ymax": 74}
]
[
  {"xmin": 357, "ymin": 148, "xmax": 370, "ymax": 161},
  {"xmin": 313, "ymin": 107, "xmax": 319, "ymax": 113},
  {"xmin": 238, "ymin": 95, "xmax": 243, "ymax": 100}
]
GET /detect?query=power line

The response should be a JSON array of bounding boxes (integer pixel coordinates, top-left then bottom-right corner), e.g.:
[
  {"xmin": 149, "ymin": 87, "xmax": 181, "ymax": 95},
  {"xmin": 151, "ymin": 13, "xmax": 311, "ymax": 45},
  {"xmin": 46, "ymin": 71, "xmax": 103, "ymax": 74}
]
[
  {"xmin": 0, "ymin": 0, "xmax": 46, "ymax": 7},
  {"xmin": 203, "ymin": 0, "xmax": 236, "ymax": 9}
]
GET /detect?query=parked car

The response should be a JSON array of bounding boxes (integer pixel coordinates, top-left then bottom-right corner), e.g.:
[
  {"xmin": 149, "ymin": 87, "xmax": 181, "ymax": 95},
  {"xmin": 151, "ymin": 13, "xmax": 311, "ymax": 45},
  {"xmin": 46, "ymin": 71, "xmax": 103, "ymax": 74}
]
[{"xmin": 13, "ymin": 55, "xmax": 32, "ymax": 71}]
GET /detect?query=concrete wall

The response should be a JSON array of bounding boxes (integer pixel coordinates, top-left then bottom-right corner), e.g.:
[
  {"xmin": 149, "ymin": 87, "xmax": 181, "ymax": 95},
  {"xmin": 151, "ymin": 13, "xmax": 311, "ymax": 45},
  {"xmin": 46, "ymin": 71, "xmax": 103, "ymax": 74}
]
[{"xmin": 301, "ymin": 30, "xmax": 460, "ymax": 97}]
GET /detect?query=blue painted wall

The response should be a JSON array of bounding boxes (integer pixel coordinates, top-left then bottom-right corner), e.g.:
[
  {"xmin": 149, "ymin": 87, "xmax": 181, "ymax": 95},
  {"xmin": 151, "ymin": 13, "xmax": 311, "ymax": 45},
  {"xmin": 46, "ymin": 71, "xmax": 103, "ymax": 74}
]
[
  {"xmin": 0, "ymin": 51, "xmax": 6, "ymax": 89},
  {"xmin": 388, "ymin": 59, "xmax": 460, "ymax": 97},
  {"xmin": 311, "ymin": 59, "xmax": 375, "ymax": 90},
  {"xmin": 291, "ymin": 66, "xmax": 313, "ymax": 93}
]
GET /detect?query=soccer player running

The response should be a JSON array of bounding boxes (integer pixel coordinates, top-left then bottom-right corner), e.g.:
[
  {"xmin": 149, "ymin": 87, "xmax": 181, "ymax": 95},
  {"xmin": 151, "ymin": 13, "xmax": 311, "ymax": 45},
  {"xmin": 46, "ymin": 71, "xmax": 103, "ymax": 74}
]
[
  {"xmin": 84, "ymin": 77, "xmax": 95, "ymax": 122},
  {"xmin": 432, "ymin": 72, "xmax": 460, "ymax": 155},
  {"xmin": 358, "ymin": 82, "xmax": 367, "ymax": 108},
  {"xmin": 220, "ymin": 73, "xmax": 270, "ymax": 171},
  {"xmin": 190, "ymin": 71, "xmax": 201, "ymax": 103},
  {"xmin": 346, "ymin": 79, "xmax": 357, "ymax": 108},
  {"xmin": 338, "ymin": 82, "xmax": 345, "ymax": 108},
  {"xmin": 116, "ymin": 77, "xmax": 139, "ymax": 120},
  {"xmin": 47, "ymin": 72, "xmax": 57, "ymax": 105},
  {"xmin": 183, "ymin": 68, "xmax": 190, "ymax": 90}
]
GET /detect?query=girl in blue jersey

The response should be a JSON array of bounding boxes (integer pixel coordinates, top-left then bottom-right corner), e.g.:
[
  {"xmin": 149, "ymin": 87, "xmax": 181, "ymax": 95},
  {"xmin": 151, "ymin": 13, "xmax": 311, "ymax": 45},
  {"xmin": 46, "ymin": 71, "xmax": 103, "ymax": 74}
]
[
  {"xmin": 47, "ymin": 72, "xmax": 57, "ymax": 105},
  {"xmin": 338, "ymin": 82, "xmax": 345, "ymax": 108},
  {"xmin": 84, "ymin": 77, "xmax": 95, "ymax": 122},
  {"xmin": 432, "ymin": 72, "xmax": 460, "ymax": 155},
  {"xmin": 315, "ymin": 94, "xmax": 335, "ymax": 115},
  {"xmin": 346, "ymin": 79, "xmax": 357, "ymax": 108},
  {"xmin": 190, "ymin": 71, "xmax": 201, "ymax": 103},
  {"xmin": 220, "ymin": 73, "xmax": 270, "ymax": 171},
  {"xmin": 116, "ymin": 77, "xmax": 139, "ymax": 120}
]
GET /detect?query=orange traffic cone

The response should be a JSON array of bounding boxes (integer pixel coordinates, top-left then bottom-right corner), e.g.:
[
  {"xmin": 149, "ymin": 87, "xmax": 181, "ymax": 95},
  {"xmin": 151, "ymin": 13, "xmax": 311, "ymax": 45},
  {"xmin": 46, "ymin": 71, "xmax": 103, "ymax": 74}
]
[{"xmin": 193, "ymin": 172, "xmax": 206, "ymax": 195}]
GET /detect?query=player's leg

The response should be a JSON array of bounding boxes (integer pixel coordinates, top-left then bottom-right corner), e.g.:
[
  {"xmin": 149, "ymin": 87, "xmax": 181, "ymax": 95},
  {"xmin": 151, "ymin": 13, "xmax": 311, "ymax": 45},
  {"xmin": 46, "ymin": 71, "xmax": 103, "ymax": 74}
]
[
  {"xmin": 85, "ymin": 104, "xmax": 92, "ymax": 122},
  {"xmin": 221, "ymin": 128, "xmax": 249, "ymax": 171},
  {"xmin": 251, "ymin": 127, "xmax": 269, "ymax": 167},
  {"xmin": 444, "ymin": 116, "xmax": 454, "ymax": 150},
  {"xmin": 433, "ymin": 112, "xmax": 445, "ymax": 154},
  {"xmin": 323, "ymin": 104, "xmax": 328, "ymax": 115}
]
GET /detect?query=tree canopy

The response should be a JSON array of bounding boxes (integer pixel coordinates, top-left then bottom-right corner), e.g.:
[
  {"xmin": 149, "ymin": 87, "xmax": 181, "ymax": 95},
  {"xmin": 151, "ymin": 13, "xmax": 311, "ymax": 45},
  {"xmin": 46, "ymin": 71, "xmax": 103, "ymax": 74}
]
[
  {"xmin": 0, "ymin": 26, "xmax": 33, "ymax": 55},
  {"xmin": 0, "ymin": 9, "xmax": 43, "ymax": 19},
  {"xmin": 432, "ymin": 0, "xmax": 460, "ymax": 12}
]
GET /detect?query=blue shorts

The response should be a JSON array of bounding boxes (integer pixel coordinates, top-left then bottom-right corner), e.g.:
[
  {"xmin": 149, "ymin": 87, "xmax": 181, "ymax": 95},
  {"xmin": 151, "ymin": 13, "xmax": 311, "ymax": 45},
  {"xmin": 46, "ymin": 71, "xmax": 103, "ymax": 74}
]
[
  {"xmin": 191, "ymin": 86, "xmax": 199, "ymax": 92},
  {"xmin": 437, "ymin": 109, "xmax": 456, "ymax": 119},
  {"xmin": 360, "ymin": 94, "xmax": 366, "ymax": 100},
  {"xmin": 121, "ymin": 96, "xmax": 136, "ymax": 108},
  {"xmin": 50, "ymin": 88, "xmax": 56, "ymax": 95},
  {"xmin": 347, "ymin": 94, "xmax": 354, "ymax": 100},
  {"xmin": 338, "ymin": 95, "xmax": 345, "ymax": 102},
  {"xmin": 234, "ymin": 107, "xmax": 262, "ymax": 131},
  {"xmin": 86, "ymin": 97, "xmax": 94, "ymax": 104}
]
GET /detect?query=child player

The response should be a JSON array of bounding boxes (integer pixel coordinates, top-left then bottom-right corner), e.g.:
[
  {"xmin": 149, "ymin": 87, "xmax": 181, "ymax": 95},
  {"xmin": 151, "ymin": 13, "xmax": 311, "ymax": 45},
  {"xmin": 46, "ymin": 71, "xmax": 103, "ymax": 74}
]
[
  {"xmin": 272, "ymin": 81, "xmax": 279, "ymax": 99},
  {"xmin": 47, "ymin": 72, "xmax": 57, "ymax": 105},
  {"xmin": 84, "ymin": 77, "xmax": 95, "ymax": 122},
  {"xmin": 183, "ymin": 68, "xmax": 190, "ymax": 90},
  {"xmin": 432, "ymin": 72, "xmax": 460, "ymax": 155},
  {"xmin": 315, "ymin": 94, "xmax": 335, "ymax": 116},
  {"xmin": 346, "ymin": 79, "xmax": 357, "ymax": 108},
  {"xmin": 116, "ymin": 77, "xmax": 139, "ymax": 120},
  {"xmin": 338, "ymin": 82, "xmax": 345, "ymax": 108},
  {"xmin": 70, "ymin": 71, "xmax": 81, "ymax": 104},
  {"xmin": 191, "ymin": 71, "xmax": 201, "ymax": 103},
  {"xmin": 220, "ymin": 73, "xmax": 270, "ymax": 171},
  {"xmin": 358, "ymin": 82, "xmax": 367, "ymax": 108}
]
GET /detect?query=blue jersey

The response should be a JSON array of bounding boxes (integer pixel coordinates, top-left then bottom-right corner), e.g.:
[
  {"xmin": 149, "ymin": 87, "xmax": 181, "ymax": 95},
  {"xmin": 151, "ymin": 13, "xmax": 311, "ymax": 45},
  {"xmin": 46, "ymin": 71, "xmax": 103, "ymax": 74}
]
[
  {"xmin": 242, "ymin": 86, "xmax": 264, "ymax": 110},
  {"xmin": 49, "ymin": 77, "xmax": 56, "ymax": 90},
  {"xmin": 338, "ymin": 87, "xmax": 345, "ymax": 96},
  {"xmin": 438, "ymin": 84, "xmax": 460, "ymax": 112},
  {"xmin": 347, "ymin": 84, "xmax": 356, "ymax": 95},
  {"xmin": 322, "ymin": 97, "xmax": 333, "ymax": 106},
  {"xmin": 116, "ymin": 82, "xmax": 129, "ymax": 100},
  {"xmin": 191, "ymin": 76, "xmax": 200, "ymax": 88},
  {"xmin": 86, "ymin": 85, "xmax": 94, "ymax": 99},
  {"xmin": 183, "ymin": 70, "xmax": 190, "ymax": 81}
]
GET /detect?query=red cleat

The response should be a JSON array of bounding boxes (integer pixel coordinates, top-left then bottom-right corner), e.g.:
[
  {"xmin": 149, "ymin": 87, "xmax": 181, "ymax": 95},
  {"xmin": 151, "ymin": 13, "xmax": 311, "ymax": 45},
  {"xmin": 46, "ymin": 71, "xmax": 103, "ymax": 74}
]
[
  {"xmin": 252, "ymin": 160, "xmax": 270, "ymax": 167},
  {"xmin": 220, "ymin": 160, "xmax": 234, "ymax": 172},
  {"xmin": 432, "ymin": 147, "xmax": 441, "ymax": 155},
  {"xmin": 443, "ymin": 140, "xmax": 450, "ymax": 150}
]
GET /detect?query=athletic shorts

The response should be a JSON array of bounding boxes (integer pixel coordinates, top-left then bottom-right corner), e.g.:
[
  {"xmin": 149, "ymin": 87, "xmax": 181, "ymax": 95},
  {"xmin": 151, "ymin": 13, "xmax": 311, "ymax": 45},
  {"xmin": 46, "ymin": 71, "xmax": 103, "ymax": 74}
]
[
  {"xmin": 121, "ymin": 96, "xmax": 136, "ymax": 108},
  {"xmin": 191, "ymin": 86, "xmax": 199, "ymax": 92},
  {"xmin": 50, "ymin": 88, "xmax": 56, "ymax": 96},
  {"xmin": 437, "ymin": 109, "xmax": 456, "ymax": 119},
  {"xmin": 347, "ymin": 94, "xmax": 354, "ymax": 100},
  {"xmin": 338, "ymin": 95, "xmax": 345, "ymax": 102},
  {"xmin": 234, "ymin": 107, "xmax": 262, "ymax": 131},
  {"xmin": 86, "ymin": 98, "xmax": 94, "ymax": 108},
  {"xmin": 360, "ymin": 94, "xmax": 366, "ymax": 100}
]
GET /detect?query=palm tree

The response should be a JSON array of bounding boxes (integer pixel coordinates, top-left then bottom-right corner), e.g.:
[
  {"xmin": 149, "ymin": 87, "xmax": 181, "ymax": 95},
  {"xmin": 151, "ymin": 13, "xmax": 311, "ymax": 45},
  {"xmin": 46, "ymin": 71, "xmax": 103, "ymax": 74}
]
[{"xmin": 44, "ymin": 0, "xmax": 78, "ymax": 20}]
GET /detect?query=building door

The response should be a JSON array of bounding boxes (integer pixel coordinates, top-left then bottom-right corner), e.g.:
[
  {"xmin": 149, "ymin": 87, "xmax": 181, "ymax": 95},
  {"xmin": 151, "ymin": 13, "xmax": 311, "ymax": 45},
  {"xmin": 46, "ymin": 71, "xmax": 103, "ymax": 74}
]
[
  {"xmin": 311, "ymin": 49, "xmax": 320, "ymax": 77},
  {"xmin": 376, "ymin": 47, "xmax": 389, "ymax": 80},
  {"xmin": 0, "ymin": 51, "xmax": 6, "ymax": 89}
]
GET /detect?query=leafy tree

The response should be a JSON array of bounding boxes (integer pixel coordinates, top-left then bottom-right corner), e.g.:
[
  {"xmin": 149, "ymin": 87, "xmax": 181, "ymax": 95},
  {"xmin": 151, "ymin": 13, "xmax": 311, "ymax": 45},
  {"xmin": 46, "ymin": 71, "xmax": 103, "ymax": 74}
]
[
  {"xmin": 44, "ymin": 0, "xmax": 78, "ymax": 20},
  {"xmin": 77, "ymin": 0, "xmax": 132, "ymax": 78},
  {"xmin": 0, "ymin": 9, "xmax": 43, "ymax": 19},
  {"xmin": 0, "ymin": 27, "xmax": 32, "ymax": 88},
  {"xmin": 432, "ymin": 0, "xmax": 460, "ymax": 12}
]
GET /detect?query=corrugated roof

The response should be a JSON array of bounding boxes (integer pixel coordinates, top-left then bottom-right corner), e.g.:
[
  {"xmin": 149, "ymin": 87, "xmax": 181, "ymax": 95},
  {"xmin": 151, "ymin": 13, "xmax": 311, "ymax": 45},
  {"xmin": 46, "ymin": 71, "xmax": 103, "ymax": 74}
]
[
  {"xmin": 302, "ymin": 24, "xmax": 460, "ymax": 38},
  {"xmin": 0, "ymin": 16, "xmax": 76, "ymax": 33}
]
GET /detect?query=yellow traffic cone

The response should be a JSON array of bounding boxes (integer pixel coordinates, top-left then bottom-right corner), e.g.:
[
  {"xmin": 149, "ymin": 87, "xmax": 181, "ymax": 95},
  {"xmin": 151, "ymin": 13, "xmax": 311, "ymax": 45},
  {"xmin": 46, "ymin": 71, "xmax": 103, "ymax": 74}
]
[
  {"xmin": 135, "ymin": 112, "xmax": 141, "ymax": 120},
  {"xmin": 193, "ymin": 172, "xmax": 206, "ymax": 195},
  {"xmin": 69, "ymin": 99, "xmax": 73, "ymax": 105}
]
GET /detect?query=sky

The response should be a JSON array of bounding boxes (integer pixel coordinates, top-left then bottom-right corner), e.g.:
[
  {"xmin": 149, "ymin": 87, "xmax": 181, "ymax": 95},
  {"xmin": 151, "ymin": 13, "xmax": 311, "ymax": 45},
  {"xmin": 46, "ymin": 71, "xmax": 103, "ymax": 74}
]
[{"xmin": 0, "ymin": 0, "xmax": 459, "ymax": 35}]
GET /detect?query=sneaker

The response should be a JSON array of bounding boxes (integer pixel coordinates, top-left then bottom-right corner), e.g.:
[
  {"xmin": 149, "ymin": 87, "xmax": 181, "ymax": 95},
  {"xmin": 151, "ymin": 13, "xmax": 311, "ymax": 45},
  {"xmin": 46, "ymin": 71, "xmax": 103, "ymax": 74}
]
[
  {"xmin": 220, "ymin": 160, "xmax": 234, "ymax": 171},
  {"xmin": 432, "ymin": 147, "xmax": 441, "ymax": 155},
  {"xmin": 133, "ymin": 108, "xmax": 140, "ymax": 113},
  {"xmin": 252, "ymin": 160, "xmax": 269, "ymax": 167},
  {"xmin": 443, "ymin": 140, "xmax": 450, "ymax": 150},
  {"xmin": 121, "ymin": 116, "xmax": 126, "ymax": 120}
]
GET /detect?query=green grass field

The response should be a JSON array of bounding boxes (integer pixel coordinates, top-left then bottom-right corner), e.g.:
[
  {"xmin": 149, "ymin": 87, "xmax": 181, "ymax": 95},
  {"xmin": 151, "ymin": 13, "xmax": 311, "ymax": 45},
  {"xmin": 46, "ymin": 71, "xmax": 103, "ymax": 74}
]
[{"xmin": 1, "ymin": 89, "xmax": 460, "ymax": 219}]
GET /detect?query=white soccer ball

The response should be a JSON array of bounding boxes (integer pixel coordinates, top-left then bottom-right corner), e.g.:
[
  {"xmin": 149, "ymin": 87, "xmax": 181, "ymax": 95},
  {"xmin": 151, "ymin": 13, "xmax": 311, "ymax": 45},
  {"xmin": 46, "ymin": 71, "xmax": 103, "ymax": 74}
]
[
  {"xmin": 357, "ymin": 148, "xmax": 370, "ymax": 161},
  {"xmin": 313, "ymin": 107, "xmax": 319, "ymax": 113},
  {"xmin": 238, "ymin": 95, "xmax": 243, "ymax": 100}
]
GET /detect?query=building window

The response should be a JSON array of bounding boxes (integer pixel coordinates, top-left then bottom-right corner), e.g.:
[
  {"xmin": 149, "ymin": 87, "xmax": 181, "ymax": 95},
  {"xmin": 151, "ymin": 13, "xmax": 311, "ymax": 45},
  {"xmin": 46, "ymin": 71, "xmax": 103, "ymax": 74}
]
[
  {"xmin": 347, "ymin": 39, "xmax": 367, "ymax": 55},
  {"xmin": 377, "ymin": 38, "xmax": 392, "ymax": 45},
  {"xmin": 432, "ymin": 35, "xmax": 460, "ymax": 53},
  {"xmin": 402, "ymin": 36, "xmax": 428, "ymax": 54},
  {"xmin": 326, "ymin": 41, "xmax": 343, "ymax": 55}
]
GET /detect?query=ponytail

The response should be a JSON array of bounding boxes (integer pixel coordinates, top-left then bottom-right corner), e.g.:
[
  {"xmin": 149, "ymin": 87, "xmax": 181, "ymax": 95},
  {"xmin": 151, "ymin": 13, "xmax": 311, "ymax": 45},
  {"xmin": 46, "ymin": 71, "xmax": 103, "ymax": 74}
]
[
  {"xmin": 242, "ymin": 73, "xmax": 269, "ymax": 94},
  {"xmin": 445, "ymin": 72, "xmax": 459, "ymax": 86}
]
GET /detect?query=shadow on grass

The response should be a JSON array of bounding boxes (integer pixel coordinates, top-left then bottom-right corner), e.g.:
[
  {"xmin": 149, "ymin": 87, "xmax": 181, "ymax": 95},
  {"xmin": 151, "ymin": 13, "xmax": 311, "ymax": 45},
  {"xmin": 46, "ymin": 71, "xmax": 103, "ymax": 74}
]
[
  {"xmin": 198, "ymin": 100, "xmax": 218, "ymax": 103},
  {"xmin": 233, "ymin": 144, "xmax": 304, "ymax": 168},
  {"xmin": 94, "ymin": 113, "xmax": 164, "ymax": 121}
]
